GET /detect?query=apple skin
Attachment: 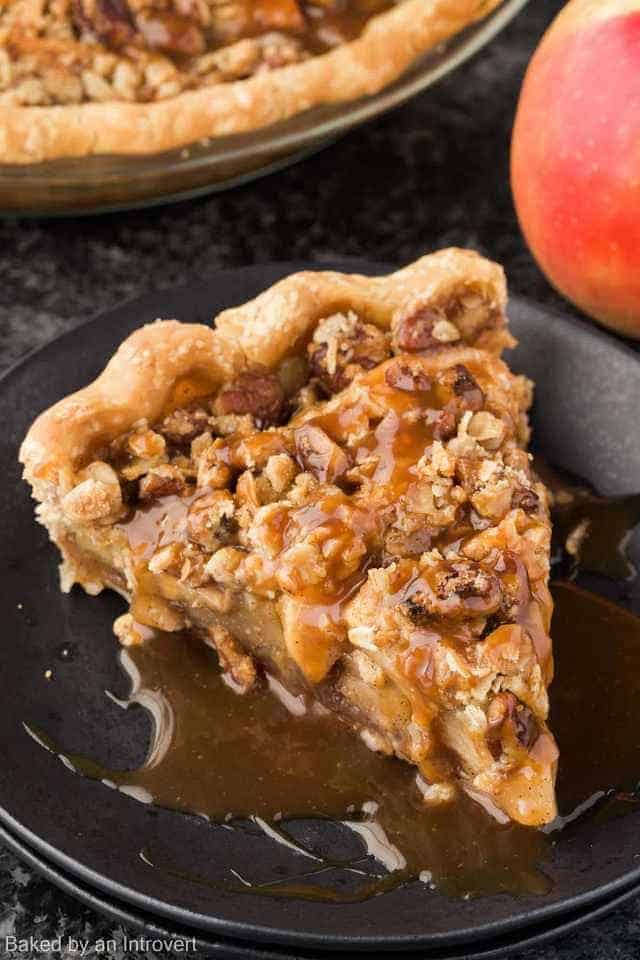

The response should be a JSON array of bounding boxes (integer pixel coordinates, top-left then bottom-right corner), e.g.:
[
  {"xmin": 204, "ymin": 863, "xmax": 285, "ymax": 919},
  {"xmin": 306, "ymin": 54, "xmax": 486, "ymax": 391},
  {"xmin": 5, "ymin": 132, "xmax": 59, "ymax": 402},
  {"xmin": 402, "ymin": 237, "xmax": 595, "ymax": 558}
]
[{"xmin": 511, "ymin": 0, "xmax": 640, "ymax": 337}]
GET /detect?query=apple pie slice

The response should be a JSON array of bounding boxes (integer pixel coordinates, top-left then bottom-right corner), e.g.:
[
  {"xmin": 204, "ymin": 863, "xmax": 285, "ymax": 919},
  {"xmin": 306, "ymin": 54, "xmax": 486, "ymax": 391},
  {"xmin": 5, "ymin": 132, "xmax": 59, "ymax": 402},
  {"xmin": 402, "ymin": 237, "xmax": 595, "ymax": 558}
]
[{"xmin": 20, "ymin": 250, "xmax": 558, "ymax": 826}]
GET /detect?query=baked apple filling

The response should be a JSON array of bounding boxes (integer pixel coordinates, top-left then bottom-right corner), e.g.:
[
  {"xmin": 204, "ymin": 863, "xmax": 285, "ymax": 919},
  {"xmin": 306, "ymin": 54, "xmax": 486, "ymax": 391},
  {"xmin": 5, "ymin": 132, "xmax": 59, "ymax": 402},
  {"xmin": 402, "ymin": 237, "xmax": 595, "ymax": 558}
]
[{"xmin": 20, "ymin": 252, "xmax": 557, "ymax": 827}]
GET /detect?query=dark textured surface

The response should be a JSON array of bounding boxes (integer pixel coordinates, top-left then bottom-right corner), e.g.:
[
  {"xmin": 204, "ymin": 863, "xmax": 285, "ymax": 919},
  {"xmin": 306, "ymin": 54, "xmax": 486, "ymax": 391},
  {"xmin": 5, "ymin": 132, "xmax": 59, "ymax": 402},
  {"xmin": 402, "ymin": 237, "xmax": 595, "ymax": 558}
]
[{"xmin": 1, "ymin": 0, "xmax": 639, "ymax": 957}]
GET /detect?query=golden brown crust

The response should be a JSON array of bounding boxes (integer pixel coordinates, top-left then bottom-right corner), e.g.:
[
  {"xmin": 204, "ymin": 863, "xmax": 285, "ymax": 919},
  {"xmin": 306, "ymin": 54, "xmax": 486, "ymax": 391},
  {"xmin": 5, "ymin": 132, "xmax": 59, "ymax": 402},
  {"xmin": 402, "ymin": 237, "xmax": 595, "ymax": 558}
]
[
  {"xmin": 215, "ymin": 247, "xmax": 509, "ymax": 366},
  {"xmin": 20, "ymin": 249, "xmax": 507, "ymax": 498},
  {"xmin": 1, "ymin": 0, "xmax": 502, "ymax": 163},
  {"xmin": 20, "ymin": 320, "xmax": 244, "ymax": 500}
]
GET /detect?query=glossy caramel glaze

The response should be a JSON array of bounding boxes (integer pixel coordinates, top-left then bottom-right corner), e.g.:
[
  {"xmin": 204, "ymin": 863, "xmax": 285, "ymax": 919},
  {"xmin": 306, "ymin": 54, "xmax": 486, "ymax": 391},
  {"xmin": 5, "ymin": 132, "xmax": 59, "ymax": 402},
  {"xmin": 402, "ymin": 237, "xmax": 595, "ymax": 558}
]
[
  {"xmin": 551, "ymin": 582, "xmax": 640, "ymax": 822},
  {"xmin": 52, "ymin": 627, "xmax": 552, "ymax": 898},
  {"xmin": 103, "ymin": 349, "xmax": 556, "ymax": 827},
  {"xmin": 41, "ymin": 577, "xmax": 640, "ymax": 901}
]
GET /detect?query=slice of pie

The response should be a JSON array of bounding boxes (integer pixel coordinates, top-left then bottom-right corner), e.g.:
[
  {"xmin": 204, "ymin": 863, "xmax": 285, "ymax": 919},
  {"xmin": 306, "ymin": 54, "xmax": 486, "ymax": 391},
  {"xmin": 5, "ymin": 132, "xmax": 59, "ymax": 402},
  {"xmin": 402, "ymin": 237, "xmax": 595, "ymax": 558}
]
[
  {"xmin": 20, "ymin": 250, "xmax": 558, "ymax": 826},
  {"xmin": 1, "ymin": 0, "xmax": 502, "ymax": 163}
]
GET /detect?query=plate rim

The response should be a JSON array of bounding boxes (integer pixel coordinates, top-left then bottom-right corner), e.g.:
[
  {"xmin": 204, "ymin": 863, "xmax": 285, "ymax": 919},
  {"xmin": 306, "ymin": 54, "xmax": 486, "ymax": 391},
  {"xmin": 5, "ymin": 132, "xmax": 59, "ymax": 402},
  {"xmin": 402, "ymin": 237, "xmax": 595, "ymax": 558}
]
[{"xmin": 3, "ymin": 820, "xmax": 640, "ymax": 960}]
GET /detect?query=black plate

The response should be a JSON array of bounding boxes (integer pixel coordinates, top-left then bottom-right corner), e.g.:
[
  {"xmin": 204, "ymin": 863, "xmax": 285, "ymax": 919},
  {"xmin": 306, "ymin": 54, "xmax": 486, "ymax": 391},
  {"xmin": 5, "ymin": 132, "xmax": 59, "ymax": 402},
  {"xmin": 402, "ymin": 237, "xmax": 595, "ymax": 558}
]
[
  {"xmin": 4, "ymin": 820, "xmax": 640, "ymax": 960},
  {"xmin": 1, "ymin": 261, "xmax": 640, "ymax": 952}
]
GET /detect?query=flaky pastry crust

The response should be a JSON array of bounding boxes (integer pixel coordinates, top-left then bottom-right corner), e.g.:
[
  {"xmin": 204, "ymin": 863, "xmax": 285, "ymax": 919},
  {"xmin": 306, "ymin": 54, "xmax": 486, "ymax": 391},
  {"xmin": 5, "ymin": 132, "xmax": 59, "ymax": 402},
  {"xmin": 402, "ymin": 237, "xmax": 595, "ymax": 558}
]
[
  {"xmin": 1, "ymin": 0, "xmax": 502, "ymax": 163},
  {"xmin": 21, "ymin": 248, "xmax": 508, "ymax": 498}
]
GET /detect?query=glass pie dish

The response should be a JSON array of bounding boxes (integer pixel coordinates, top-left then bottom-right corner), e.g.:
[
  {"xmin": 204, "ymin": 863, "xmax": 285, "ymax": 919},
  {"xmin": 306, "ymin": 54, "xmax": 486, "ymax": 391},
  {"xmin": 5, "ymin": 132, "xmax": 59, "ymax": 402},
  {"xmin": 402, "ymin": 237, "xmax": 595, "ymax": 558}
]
[{"xmin": 0, "ymin": 0, "xmax": 528, "ymax": 216}]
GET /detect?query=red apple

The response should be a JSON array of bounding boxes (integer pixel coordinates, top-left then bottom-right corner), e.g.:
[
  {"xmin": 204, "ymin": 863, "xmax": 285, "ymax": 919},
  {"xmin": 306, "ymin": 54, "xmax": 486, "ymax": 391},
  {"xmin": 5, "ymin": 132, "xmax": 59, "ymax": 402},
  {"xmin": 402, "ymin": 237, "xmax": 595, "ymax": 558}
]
[{"xmin": 511, "ymin": 0, "xmax": 640, "ymax": 337}]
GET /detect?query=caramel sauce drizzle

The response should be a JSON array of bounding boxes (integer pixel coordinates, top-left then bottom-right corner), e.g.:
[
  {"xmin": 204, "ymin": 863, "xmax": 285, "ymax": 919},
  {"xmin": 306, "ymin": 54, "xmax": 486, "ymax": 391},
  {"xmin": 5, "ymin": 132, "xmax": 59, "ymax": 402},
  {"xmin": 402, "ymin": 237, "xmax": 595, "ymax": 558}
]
[
  {"xmin": 214, "ymin": 0, "xmax": 396, "ymax": 56},
  {"xmin": 118, "ymin": 494, "xmax": 191, "ymax": 559},
  {"xmin": 26, "ymin": 466, "xmax": 640, "ymax": 902},
  {"xmin": 106, "ymin": 355, "xmax": 556, "ymax": 828},
  {"xmin": 80, "ymin": 0, "xmax": 396, "ymax": 67}
]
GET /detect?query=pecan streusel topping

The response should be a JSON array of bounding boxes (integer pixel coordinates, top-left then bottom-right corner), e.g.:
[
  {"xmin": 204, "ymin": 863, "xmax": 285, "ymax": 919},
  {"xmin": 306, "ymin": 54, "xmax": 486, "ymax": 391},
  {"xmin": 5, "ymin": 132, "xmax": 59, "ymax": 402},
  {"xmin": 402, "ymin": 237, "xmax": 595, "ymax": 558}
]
[
  {"xmin": 0, "ymin": 0, "xmax": 393, "ymax": 105},
  {"xmin": 20, "ymin": 254, "xmax": 555, "ymax": 826},
  {"xmin": 78, "ymin": 339, "xmax": 553, "ymax": 823}
]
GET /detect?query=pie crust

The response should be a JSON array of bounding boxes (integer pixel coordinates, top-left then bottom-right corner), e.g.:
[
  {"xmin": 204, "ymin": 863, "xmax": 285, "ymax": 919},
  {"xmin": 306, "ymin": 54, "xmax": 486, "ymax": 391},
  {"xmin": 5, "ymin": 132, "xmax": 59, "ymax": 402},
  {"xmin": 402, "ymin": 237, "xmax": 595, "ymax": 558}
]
[
  {"xmin": 1, "ymin": 0, "xmax": 502, "ymax": 163},
  {"xmin": 20, "ymin": 250, "xmax": 558, "ymax": 827}
]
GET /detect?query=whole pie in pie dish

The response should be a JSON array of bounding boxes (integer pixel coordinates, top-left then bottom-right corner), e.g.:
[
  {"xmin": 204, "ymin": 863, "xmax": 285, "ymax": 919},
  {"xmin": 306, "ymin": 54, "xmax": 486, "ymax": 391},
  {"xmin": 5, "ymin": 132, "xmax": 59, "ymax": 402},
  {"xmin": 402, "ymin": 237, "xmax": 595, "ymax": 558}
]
[
  {"xmin": 0, "ymin": 0, "xmax": 502, "ymax": 163},
  {"xmin": 20, "ymin": 250, "xmax": 558, "ymax": 827}
]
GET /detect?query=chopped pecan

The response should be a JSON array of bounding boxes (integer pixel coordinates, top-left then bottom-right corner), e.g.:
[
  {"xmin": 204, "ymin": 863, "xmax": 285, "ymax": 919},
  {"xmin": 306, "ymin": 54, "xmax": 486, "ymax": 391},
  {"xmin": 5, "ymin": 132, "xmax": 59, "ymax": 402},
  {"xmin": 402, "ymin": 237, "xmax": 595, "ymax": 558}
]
[
  {"xmin": 73, "ymin": 0, "xmax": 135, "ymax": 46},
  {"xmin": 429, "ymin": 365, "xmax": 484, "ymax": 441},
  {"xmin": 487, "ymin": 692, "xmax": 539, "ymax": 751},
  {"xmin": 406, "ymin": 562, "xmax": 503, "ymax": 621},
  {"xmin": 235, "ymin": 469, "xmax": 262, "ymax": 514},
  {"xmin": 175, "ymin": 0, "xmax": 211, "ymax": 23},
  {"xmin": 451, "ymin": 364, "xmax": 484, "ymax": 411},
  {"xmin": 384, "ymin": 361, "xmax": 432, "ymax": 393},
  {"xmin": 393, "ymin": 298, "xmax": 465, "ymax": 354},
  {"xmin": 214, "ymin": 367, "xmax": 285, "ymax": 428},
  {"xmin": 294, "ymin": 423, "xmax": 350, "ymax": 483},
  {"xmin": 264, "ymin": 452, "xmax": 298, "ymax": 493},
  {"xmin": 196, "ymin": 443, "xmax": 232, "ymax": 490},
  {"xmin": 210, "ymin": 0, "xmax": 304, "ymax": 43},
  {"xmin": 432, "ymin": 405, "xmax": 457, "ymax": 441},
  {"xmin": 204, "ymin": 545, "xmax": 244, "ymax": 585},
  {"xmin": 439, "ymin": 565, "xmax": 502, "ymax": 612},
  {"xmin": 277, "ymin": 540, "xmax": 328, "ymax": 592},
  {"xmin": 138, "ymin": 465, "xmax": 186, "ymax": 501},
  {"xmin": 513, "ymin": 702, "xmax": 539, "ymax": 749},
  {"xmin": 160, "ymin": 406, "xmax": 210, "ymax": 445},
  {"xmin": 207, "ymin": 625, "xmax": 257, "ymax": 694},
  {"xmin": 393, "ymin": 289, "xmax": 503, "ymax": 355},
  {"xmin": 471, "ymin": 476, "xmax": 513, "ymax": 522},
  {"xmin": 208, "ymin": 414, "xmax": 255, "ymax": 439},
  {"xmin": 179, "ymin": 542, "xmax": 213, "ymax": 587},
  {"xmin": 467, "ymin": 411, "xmax": 506, "ymax": 450},
  {"xmin": 126, "ymin": 427, "xmax": 166, "ymax": 460},
  {"xmin": 195, "ymin": 38, "xmax": 258, "ymax": 79},
  {"xmin": 384, "ymin": 525, "xmax": 434, "ymax": 558},
  {"xmin": 487, "ymin": 691, "xmax": 516, "ymax": 727},
  {"xmin": 148, "ymin": 542, "xmax": 184, "ymax": 576},
  {"xmin": 135, "ymin": 10, "xmax": 206, "ymax": 56},
  {"xmin": 511, "ymin": 486, "xmax": 540, "ymax": 515},
  {"xmin": 308, "ymin": 312, "xmax": 391, "ymax": 395}
]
